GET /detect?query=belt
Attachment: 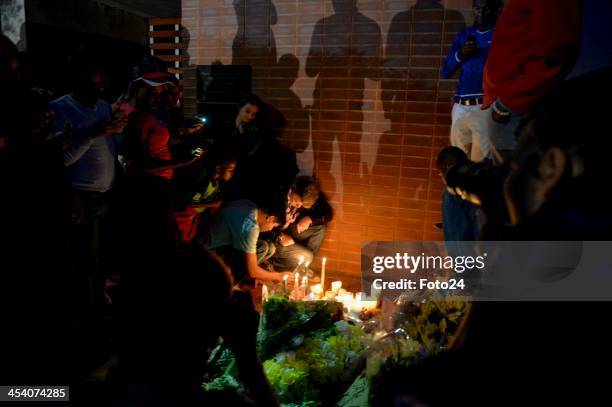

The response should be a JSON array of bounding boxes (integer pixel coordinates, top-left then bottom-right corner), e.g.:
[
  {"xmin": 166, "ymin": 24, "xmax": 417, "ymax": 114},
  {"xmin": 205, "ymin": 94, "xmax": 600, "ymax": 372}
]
[{"xmin": 454, "ymin": 96, "xmax": 483, "ymax": 106}]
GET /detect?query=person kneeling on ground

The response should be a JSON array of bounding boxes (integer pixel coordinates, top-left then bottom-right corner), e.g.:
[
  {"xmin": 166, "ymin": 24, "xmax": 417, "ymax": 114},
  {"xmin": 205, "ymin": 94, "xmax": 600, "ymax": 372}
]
[
  {"xmin": 206, "ymin": 196, "xmax": 290, "ymax": 284},
  {"xmin": 269, "ymin": 176, "xmax": 333, "ymax": 272},
  {"xmin": 174, "ymin": 149, "xmax": 237, "ymax": 243}
]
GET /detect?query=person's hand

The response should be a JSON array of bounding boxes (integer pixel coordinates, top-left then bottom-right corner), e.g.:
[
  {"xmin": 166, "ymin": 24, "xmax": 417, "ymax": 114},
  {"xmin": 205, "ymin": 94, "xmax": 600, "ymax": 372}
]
[
  {"xmin": 278, "ymin": 233, "xmax": 295, "ymax": 247},
  {"xmin": 184, "ymin": 154, "xmax": 203, "ymax": 166},
  {"xmin": 491, "ymin": 100, "xmax": 511, "ymax": 124},
  {"xmin": 93, "ymin": 111, "xmax": 127, "ymax": 137},
  {"xmin": 277, "ymin": 271, "xmax": 293, "ymax": 282},
  {"xmin": 185, "ymin": 123, "xmax": 204, "ymax": 136},
  {"xmin": 285, "ymin": 209, "xmax": 298, "ymax": 224},
  {"xmin": 460, "ymin": 41, "xmax": 478, "ymax": 59},
  {"xmin": 207, "ymin": 200, "xmax": 223, "ymax": 211},
  {"xmin": 296, "ymin": 216, "xmax": 312, "ymax": 234}
]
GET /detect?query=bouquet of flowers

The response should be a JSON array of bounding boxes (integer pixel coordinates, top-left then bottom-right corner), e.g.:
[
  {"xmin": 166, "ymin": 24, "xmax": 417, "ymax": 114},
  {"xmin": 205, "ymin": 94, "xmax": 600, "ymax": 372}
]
[{"xmin": 203, "ymin": 296, "xmax": 371, "ymax": 406}]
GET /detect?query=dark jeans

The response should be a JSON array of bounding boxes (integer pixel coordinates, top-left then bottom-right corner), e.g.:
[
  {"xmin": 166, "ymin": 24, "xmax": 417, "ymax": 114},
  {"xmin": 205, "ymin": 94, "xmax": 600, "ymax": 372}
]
[
  {"xmin": 73, "ymin": 189, "xmax": 112, "ymax": 309},
  {"xmin": 271, "ymin": 224, "xmax": 327, "ymax": 271},
  {"xmin": 442, "ymin": 189, "xmax": 479, "ymax": 242}
]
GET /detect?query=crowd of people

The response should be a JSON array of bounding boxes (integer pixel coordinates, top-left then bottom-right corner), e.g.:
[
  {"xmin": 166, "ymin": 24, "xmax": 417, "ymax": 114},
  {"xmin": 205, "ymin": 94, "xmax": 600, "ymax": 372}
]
[
  {"xmin": 2, "ymin": 0, "xmax": 612, "ymax": 403},
  {"xmin": 377, "ymin": 1, "xmax": 612, "ymax": 404},
  {"xmin": 0, "ymin": 32, "xmax": 334, "ymax": 404},
  {"xmin": 438, "ymin": 0, "xmax": 611, "ymax": 242}
]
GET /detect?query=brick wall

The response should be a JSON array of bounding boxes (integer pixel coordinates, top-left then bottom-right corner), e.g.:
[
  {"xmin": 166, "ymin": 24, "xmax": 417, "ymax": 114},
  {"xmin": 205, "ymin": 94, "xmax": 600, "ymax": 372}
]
[{"xmin": 182, "ymin": 0, "xmax": 474, "ymax": 286}]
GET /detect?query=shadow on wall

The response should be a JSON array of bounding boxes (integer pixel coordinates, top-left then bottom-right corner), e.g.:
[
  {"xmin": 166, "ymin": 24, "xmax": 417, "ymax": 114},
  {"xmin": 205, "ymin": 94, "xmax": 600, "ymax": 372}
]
[
  {"xmin": 374, "ymin": 0, "xmax": 465, "ymax": 239},
  {"xmin": 222, "ymin": 0, "xmax": 465, "ymax": 234},
  {"xmin": 306, "ymin": 0, "xmax": 382, "ymax": 202}
]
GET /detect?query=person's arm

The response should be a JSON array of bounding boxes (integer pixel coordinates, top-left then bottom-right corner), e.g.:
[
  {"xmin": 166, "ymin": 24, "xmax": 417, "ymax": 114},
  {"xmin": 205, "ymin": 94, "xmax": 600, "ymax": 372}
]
[
  {"xmin": 62, "ymin": 119, "xmax": 125, "ymax": 167},
  {"xmin": 49, "ymin": 107, "xmax": 95, "ymax": 167},
  {"xmin": 441, "ymin": 31, "xmax": 467, "ymax": 80},
  {"xmin": 132, "ymin": 116, "xmax": 201, "ymax": 173},
  {"xmin": 496, "ymin": 0, "xmax": 582, "ymax": 116},
  {"xmin": 142, "ymin": 155, "xmax": 201, "ymax": 173},
  {"xmin": 222, "ymin": 289, "xmax": 279, "ymax": 406},
  {"xmin": 192, "ymin": 200, "xmax": 222, "ymax": 211},
  {"xmin": 245, "ymin": 252, "xmax": 284, "ymax": 282},
  {"xmin": 62, "ymin": 130, "xmax": 95, "ymax": 167}
]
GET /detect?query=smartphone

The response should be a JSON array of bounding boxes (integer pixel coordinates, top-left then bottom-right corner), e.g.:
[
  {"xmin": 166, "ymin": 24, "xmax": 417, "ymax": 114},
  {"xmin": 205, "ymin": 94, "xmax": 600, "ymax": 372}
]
[
  {"xmin": 191, "ymin": 147, "xmax": 204, "ymax": 157},
  {"xmin": 195, "ymin": 115, "xmax": 208, "ymax": 124}
]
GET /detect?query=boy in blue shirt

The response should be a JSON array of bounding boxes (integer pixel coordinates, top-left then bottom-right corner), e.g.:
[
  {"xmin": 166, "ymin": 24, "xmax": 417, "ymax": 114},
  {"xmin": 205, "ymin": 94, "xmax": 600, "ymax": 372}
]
[{"xmin": 441, "ymin": 0, "xmax": 503, "ymax": 162}]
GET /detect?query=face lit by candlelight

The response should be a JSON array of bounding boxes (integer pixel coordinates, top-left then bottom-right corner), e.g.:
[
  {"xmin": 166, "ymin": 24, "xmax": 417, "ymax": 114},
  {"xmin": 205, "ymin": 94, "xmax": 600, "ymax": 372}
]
[
  {"xmin": 215, "ymin": 162, "xmax": 236, "ymax": 182},
  {"xmin": 238, "ymin": 102, "xmax": 258, "ymax": 125},
  {"xmin": 288, "ymin": 192, "xmax": 303, "ymax": 209}
]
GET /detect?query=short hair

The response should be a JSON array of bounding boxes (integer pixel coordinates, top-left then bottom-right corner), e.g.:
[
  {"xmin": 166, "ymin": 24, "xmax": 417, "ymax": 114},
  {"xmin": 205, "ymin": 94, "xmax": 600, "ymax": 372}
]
[
  {"xmin": 437, "ymin": 146, "xmax": 469, "ymax": 174},
  {"xmin": 239, "ymin": 93, "xmax": 263, "ymax": 110},
  {"xmin": 256, "ymin": 192, "xmax": 286, "ymax": 225},
  {"xmin": 207, "ymin": 147, "xmax": 237, "ymax": 171},
  {"xmin": 290, "ymin": 176, "xmax": 320, "ymax": 209}
]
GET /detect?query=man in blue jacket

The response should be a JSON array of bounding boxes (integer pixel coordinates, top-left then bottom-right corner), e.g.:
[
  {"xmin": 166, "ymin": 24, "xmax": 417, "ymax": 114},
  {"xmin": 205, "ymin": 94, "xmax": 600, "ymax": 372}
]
[{"xmin": 441, "ymin": 0, "xmax": 503, "ymax": 162}]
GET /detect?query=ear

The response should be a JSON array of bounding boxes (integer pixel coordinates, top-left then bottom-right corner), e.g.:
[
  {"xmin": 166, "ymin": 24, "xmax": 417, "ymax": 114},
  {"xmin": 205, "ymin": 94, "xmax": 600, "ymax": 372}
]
[{"xmin": 538, "ymin": 147, "xmax": 567, "ymax": 196}]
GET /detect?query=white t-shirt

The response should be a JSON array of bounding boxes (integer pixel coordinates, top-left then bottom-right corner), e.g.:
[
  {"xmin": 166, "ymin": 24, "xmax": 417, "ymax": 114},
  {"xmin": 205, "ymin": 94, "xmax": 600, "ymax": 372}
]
[
  {"xmin": 49, "ymin": 94, "xmax": 115, "ymax": 192},
  {"xmin": 207, "ymin": 199, "xmax": 259, "ymax": 253}
]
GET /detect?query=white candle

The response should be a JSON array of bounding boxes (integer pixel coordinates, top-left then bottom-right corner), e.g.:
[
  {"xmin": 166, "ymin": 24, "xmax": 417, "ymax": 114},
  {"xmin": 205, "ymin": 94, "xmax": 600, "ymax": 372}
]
[
  {"xmin": 262, "ymin": 284, "xmax": 269, "ymax": 302},
  {"xmin": 331, "ymin": 281, "xmax": 342, "ymax": 294},
  {"xmin": 294, "ymin": 272, "xmax": 299, "ymax": 289},
  {"xmin": 321, "ymin": 257, "xmax": 327, "ymax": 292},
  {"xmin": 283, "ymin": 274, "xmax": 288, "ymax": 293}
]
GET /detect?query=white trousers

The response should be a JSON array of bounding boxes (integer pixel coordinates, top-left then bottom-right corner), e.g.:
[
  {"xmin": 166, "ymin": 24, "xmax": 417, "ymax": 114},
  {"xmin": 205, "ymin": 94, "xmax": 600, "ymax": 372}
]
[{"xmin": 450, "ymin": 103, "xmax": 493, "ymax": 162}]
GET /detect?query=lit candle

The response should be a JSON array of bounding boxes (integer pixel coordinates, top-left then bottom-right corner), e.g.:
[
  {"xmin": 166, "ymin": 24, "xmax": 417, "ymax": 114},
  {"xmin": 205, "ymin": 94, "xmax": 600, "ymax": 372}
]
[
  {"xmin": 338, "ymin": 293, "xmax": 354, "ymax": 310},
  {"xmin": 331, "ymin": 281, "xmax": 342, "ymax": 294},
  {"xmin": 283, "ymin": 274, "xmax": 288, "ymax": 293},
  {"xmin": 321, "ymin": 257, "xmax": 327, "ymax": 292},
  {"xmin": 294, "ymin": 272, "xmax": 299, "ymax": 290},
  {"xmin": 302, "ymin": 276, "xmax": 308, "ymax": 297},
  {"xmin": 262, "ymin": 284, "xmax": 269, "ymax": 302}
]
